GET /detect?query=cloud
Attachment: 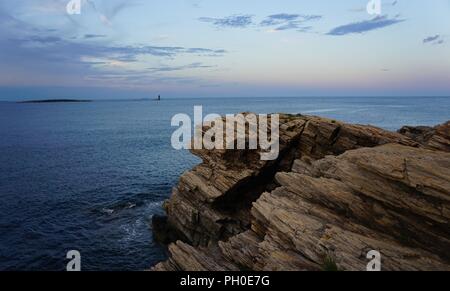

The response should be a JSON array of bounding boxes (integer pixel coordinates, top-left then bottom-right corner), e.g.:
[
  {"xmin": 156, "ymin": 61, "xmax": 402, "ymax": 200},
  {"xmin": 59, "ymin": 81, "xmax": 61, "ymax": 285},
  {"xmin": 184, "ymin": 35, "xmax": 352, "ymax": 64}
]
[
  {"xmin": 186, "ymin": 48, "xmax": 226, "ymax": 54},
  {"xmin": 260, "ymin": 13, "xmax": 322, "ymax": 32},
  {"xmin": 423, "ymin": 35, "xmax": 444, "ymax": 45},
  {"xmin": 198, "ymin": 15, "xmax": 253, "ymax": 28},
  {"xmin": 8, "ymin": 36, "xmax": 226, "ymax": 61},
  {"xmin": 27, "ymin": 36, "xmax": 63, "ymax": 44},
  {"xmin": 0, "ymin": 5, "xmax": 227, "ymax": 88},
  {"xmin": 260, "ymin": 14, "xmax": 300, "ymax": 26},
  {"xmin": 84, "ymin": 34, "xmax": 107, "ymax": 39},
  {"xmin": 327, "ymin": 15, "xmax": 405, "ymax": 36},
  {"xmin": 261, "ymin": 14, "xmax": 321, "ymax": 26},
  {"xmin": 83, "ymin": 71, "xmax": 203, "ymax": 87},
  {"xmin": 86, "ymin": 0, "xmax": 140, "ymax": 26},
  {"xmin": 423, "ymin": 35, "xmax": 440, "ymax": 43},
  {"xmin": 147, "ymin": 62, "xmax": 215, "ymax": 72},
  {"xmin": 198, "ymin": 13, "xmax": 321, "ymax": 31},
  {"xmin": 188, "ymin": 0, "xmax": 202, "ymax": 9}
]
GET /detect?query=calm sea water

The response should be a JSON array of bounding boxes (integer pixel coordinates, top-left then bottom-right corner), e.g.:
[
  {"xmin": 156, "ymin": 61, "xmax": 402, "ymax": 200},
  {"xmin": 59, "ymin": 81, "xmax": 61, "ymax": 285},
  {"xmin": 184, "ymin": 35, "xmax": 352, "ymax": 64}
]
[{"xmin": 0, "ymin": 97, "xmax": 449, "ymax": 271}]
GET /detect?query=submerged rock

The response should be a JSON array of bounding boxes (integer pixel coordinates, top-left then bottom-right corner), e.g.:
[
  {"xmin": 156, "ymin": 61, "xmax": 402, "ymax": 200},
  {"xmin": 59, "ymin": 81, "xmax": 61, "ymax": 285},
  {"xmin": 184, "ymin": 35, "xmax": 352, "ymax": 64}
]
[{"xmin": 152, "ymin": 115, "xmax": 450, "ymax": 271}]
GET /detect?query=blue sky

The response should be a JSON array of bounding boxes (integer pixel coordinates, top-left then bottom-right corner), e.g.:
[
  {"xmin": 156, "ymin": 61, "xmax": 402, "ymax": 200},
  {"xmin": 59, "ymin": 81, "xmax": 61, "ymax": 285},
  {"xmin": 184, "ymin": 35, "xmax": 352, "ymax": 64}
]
[{"xmin": 0, "ymin": 0, "xmax": 449, "ymax": 100}]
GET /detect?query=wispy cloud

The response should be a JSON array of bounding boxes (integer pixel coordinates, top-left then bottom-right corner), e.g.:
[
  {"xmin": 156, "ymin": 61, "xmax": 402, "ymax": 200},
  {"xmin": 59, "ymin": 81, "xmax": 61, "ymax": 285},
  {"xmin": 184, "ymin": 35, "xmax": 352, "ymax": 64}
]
[
  {"xmin": 147, "ymin": 62, "xmax": 215, "ymax": 72},
  {"xmin": 8, "ymin": 36, "xmax": 226, "ymax": 60},
  {"xmin": 83, "ymin": 34, "xmax": 107, "ymax": 39},
  {"xmin": 423, "ymin": 35, "xmax": 444, "ymax": 45},
  {"xmin": 260, "ymin": 13, "xmax": 322, "ymax": 32},
  {"xmin": 327, "ymin": 15, "xmax": 405, "ymax": 36},
  {"xmin": 185, "ymin": 48, "xmax": 227, "ymax": 56},
  {"xmin": 86, "ymin": 0, "xmax": 140, "ymax": 26},
  {"xmin": 260, "ymin": 14, "xmax": 300, "ymax": 26},
  {"xmin": 27, "ymin": 36, "xmax": 63, "ymax": 44},
  {"xmin": 423, "ymin": 35, "xmax": 440, "ymax": 43},
  {"xmin": 199, "ymin": 13, "xmax": 321, "ymax": 32},
  {"xmin": 261, "ymin": 14, "xmax": 321, "ymax": 26},
  {"xmin": 198, "ymin": 15, "xmax": 253, "ymax": 28},
  {"xmin": 0, "ymin": 3, "xmax": 226, "ymax": 88}
]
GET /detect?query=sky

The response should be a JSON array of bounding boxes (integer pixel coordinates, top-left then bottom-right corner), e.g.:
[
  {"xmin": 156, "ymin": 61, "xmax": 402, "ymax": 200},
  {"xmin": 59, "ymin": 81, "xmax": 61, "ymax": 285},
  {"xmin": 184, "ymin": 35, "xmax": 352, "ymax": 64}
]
[{"xmin": 0, "ymin": 0, "xmax": 449, "ymax": 100}]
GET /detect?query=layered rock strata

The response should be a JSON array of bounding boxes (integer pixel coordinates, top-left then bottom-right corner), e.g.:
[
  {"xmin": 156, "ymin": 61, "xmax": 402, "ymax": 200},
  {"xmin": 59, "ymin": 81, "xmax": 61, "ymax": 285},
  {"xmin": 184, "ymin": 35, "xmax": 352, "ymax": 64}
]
[{"xmin": 152, "ymin": 115, "xmax": 450, "ymax": 271}]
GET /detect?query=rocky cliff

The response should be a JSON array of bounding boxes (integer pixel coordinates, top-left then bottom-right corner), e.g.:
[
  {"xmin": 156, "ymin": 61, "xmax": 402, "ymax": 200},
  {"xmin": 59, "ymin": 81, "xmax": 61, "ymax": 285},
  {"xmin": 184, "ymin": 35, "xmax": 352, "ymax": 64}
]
[{"xmin": 152, "ymin": 115, "xmax": 450, "ymax": 271}]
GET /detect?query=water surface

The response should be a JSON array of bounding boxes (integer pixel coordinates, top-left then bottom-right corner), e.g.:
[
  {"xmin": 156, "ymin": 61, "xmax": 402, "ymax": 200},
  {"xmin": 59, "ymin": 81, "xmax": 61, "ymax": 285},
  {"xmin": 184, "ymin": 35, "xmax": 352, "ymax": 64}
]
[{"xmin": 0, "ymin": 97, "xmax": 448, "ymax": 270}]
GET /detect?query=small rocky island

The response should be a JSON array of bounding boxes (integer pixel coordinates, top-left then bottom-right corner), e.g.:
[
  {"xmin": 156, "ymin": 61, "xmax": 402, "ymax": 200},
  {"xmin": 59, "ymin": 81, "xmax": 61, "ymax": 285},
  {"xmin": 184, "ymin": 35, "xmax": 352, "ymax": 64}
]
[
  {"xmin": 19, "ymin": 99, "xmax": 92, "ymax": 103},
  {"xmin": 152, "ymin": 114, "xmax": 450, "ymax": 271}
]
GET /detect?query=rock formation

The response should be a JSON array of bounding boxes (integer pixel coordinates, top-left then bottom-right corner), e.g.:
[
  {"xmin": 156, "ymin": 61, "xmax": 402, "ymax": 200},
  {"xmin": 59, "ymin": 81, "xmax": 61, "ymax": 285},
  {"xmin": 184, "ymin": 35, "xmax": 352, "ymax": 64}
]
[
  {"xmin": 152, "ymin": 115, "xmax": 450, "ymax": 271},
  {"xmin": 399, "ymin": 121, "xmax": 450, "ymax": 152}
]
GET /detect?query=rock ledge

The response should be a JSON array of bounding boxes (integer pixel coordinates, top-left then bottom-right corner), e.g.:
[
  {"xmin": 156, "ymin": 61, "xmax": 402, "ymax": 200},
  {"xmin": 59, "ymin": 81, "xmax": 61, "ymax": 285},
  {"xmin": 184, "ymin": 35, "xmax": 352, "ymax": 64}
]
[{"xmin": 152, "ymin": 115, "xmax": 450, "ymax": 271}]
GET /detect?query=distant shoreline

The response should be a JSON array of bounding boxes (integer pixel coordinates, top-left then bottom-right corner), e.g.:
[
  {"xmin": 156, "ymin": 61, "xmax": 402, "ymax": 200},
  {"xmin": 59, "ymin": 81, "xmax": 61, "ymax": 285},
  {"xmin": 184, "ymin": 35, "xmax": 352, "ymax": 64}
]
[{"xmin": 18, "ymin": 99, "xmax": 92, "ymax": 104}]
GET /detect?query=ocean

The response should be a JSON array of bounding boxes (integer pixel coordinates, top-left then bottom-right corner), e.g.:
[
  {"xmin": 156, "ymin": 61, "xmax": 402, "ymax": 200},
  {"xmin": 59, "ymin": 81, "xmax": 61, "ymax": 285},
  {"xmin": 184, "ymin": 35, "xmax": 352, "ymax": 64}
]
[{"xmin": 0, "ymin": 97, "xmax": 449, "ymax": 271}]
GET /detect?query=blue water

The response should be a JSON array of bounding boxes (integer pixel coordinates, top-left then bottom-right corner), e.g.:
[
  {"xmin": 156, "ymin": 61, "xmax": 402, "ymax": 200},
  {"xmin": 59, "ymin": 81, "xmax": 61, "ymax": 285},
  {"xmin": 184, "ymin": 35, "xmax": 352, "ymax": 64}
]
[{"xmin": 0, "ymin": 97, "xmax": 449, "ymax": 271}]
